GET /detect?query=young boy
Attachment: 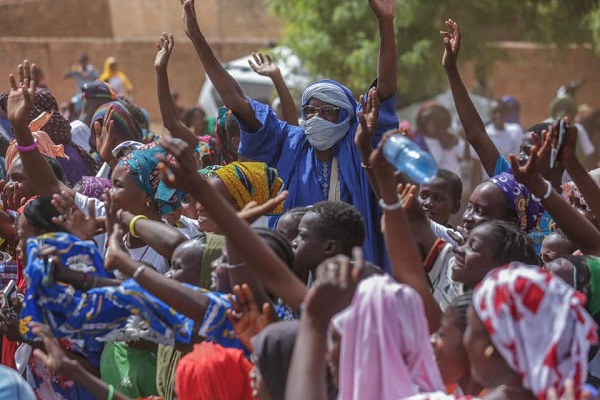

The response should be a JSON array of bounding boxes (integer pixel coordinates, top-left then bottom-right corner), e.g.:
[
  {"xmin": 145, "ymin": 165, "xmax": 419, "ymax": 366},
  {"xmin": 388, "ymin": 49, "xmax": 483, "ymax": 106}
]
[
  {"xmin": 417, "ymin": 169, "xmax": 462, "ymax": 227},
  {"xmin": 291, "ymin": 201, "xmax": 366, "ymax": 284}
]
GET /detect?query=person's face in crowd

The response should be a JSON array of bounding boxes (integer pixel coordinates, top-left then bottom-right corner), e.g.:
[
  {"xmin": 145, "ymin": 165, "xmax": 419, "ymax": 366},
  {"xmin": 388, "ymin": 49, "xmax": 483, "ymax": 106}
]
[
  {"xmin": 276, "ymin": 213, "xmax": 301, "ymax": 242},
  {"xmin": 292, "ymin": 212, "xmax": 336, "ymax": 282},
  {"xmin": 181, "ymin": 194, "xmax": 197, "ymax": 220},
  {"xmin": 431, "ymin": 306, "xmax": 469, "ymax": 386},
  {"xmin": 326, "ymin": 324, "xmax": 342, "ymax": 389},
  {"xmin": 109, "ymin": 61, "xmax": 118, "ymax": 72},
  {"xmin": 210, "ymin": 248, "xmax": 231, "ymax": 292},
  {"xmin": 452, "ymin": 224, "xmax": 500, "ymax": 287},
  {"xmin": 16, "ymin": 215, "xmax": 39, "ymax": 265},
  {"xmin": 419, "ymin": 178, "xmax": 459, "ymax": 226},
  {"xmin": 192, "ymin": 109, "xmax": 206, "ymax": 136},
  {"xmin": 196, "ymin": 177, "xmax": 238, "ymax": 233},
  {"xmin": 518, "ymin": 132, "xmax": 552, "ymax": 176},
  {"xmin": 463, "ymin": 306, "xmax": 502, "ymax": 388},
  {"xmin": 540, "ymin": 234, "xmax": 576, "ymax": 264},
  {"xmin": 543, "ymin": 257, "xmax": 576, "ymax": 287},
  {"xmin": 462, "ymin": 182, "xmax": 514, "ymax": 233},
  {"xmin": 169, "ymin": 241, "xmax": 203, "ymax": 285},
  {"xmin": 109, "ymin": 164, "xmax": 155, "ymax": 216},
  {"xmin": 164, "ymin": 207, "xmax": 182, "ymax": 227},
  {"xmin": 303, "ymin": 98, "xmax": 339, "ymax": 123},
  {"xmin": 7, "ymin": 158, "xmax": 35, "ymax": 201},
  {"xmin": 490, "ymin": 101, "xmax": 506, "ymax": 129},
  {"xmin": 249, "ymin": 360, "xmax": 271, "ymax": 400}
]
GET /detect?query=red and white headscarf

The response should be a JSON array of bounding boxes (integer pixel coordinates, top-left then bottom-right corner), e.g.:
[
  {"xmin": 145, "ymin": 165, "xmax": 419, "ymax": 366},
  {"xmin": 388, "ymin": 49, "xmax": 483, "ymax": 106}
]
[{"xmin": 474, "ymin": 263, "xmax": 598, "ymax": 399}]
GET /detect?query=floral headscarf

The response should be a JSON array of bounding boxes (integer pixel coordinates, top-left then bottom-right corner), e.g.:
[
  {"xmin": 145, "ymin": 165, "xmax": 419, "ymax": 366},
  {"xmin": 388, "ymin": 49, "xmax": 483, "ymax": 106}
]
[
  {"xmin": 118, "ymin": 142, "xmax": 200, "ymax": 215},
  {"xmin": 474, "ymin": 263, "xmax": 598, "ymax": 399},
  {"xmin": 488, "ymin": 172, "xmax": 544, "ymax": 233},
  {"xmin": 79, "ymin": 176, "xmax": 111, "ymax": 200},
  {"xmin": 200, "ymin": 162, "xmax": 284, "ymax": 214},
  {"xmin": 91, "ymin": 101, "xmax": 143, "ymax": 144}
]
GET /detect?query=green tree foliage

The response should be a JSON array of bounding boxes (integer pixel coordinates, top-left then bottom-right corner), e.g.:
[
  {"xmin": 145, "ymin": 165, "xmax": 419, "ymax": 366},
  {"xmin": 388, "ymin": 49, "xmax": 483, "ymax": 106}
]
[{"xmin": 264, "ymin": 0, "xmax": 599, "ymax": 105}]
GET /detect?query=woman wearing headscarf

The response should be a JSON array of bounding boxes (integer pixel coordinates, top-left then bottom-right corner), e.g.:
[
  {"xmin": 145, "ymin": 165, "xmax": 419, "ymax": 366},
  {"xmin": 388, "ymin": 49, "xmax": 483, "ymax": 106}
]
[
  {"xmin": 175, "ymin": 342, "xmax": 253, "ymax": 400},
  {"xmin": 339, "ymin": 274, "xmax": 445, "ymax": 399},
  {"xmin": 1, "ymin": 87, "xmax": 99, "ymax": 186},
  {"xmin": 98, "ymin": 57, "xmax": 134, "ymax": 98},
  {"xmin": 182, "ymin": 0, "xmax": 398, "ymax": 269},
  {"xmin": 408, "ymin": 264, "xmax": 598, "ymax": 400}
]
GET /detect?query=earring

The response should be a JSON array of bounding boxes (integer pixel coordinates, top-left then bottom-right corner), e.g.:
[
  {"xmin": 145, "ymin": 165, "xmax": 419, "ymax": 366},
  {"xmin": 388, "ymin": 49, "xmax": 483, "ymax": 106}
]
[
  {"xmin": 484, "ymin": 345, "xmax": 495, "ymax": 359},
  {"xmin": 145, "ymin": 200, "xmax": 151, "ymax": 208}
]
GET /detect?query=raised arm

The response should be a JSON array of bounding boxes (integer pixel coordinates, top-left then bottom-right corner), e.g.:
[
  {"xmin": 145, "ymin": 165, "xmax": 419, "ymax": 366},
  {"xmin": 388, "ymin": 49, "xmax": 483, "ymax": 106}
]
[
  {"xmin": 441, "ymin": 20, "xmax": 499, "ymax": 176},
  {"xmin": 157, "ymin": 138, "xmax": 308, "ymax": 310},
  {"xmin": 355, "ymin": 88, "xmax": 382, "ymax": 198},
  {"xmin": 154, "ymin": 32, "xmax": 199, "ymax": 148},
  {"xmin": 557, "ymin": 119, "xmax": 600, "ymax": 223},
  {"xmin": 369, "ymin": 134, "xmax": 442, "ymax": 332},
  {"xmin": 510, "ymin": 132, "xmax": 600, "ymax": 256},
  {"xmin": 370, "ymin": 0, "xmax": 397, "ymax": 100},
  {"xmin": 249, "ymin": 52, "xmax": 298, "ymax": 126},
  {"xmin": 181, "ymin": 0, "xmax": 260, "ymax": 131},
  {"xmin": 6, "ymin": 61, "xmax": 70, "ymax": 196}
]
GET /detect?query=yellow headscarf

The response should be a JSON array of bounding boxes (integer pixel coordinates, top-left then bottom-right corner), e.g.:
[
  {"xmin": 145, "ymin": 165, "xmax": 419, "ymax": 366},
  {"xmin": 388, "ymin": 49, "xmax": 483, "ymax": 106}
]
[{"xmin": 209, "ymin": 162, "xmax": 284, "ymax": 214}]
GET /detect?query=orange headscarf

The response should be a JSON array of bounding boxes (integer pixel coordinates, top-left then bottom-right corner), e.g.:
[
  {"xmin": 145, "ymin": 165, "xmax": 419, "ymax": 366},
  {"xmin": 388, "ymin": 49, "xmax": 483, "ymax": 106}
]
[
  {"xmin": 175, "ymin": 342, "xmax": 253, "ymax": 400},
  {"xmin": 5, "ymin": 112, "xmax": 68, "ymax": 171}
]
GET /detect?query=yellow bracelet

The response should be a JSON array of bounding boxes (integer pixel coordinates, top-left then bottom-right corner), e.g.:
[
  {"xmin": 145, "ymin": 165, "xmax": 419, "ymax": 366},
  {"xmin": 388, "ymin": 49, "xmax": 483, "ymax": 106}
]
[{"xmin": 129, "ymin": 215, "xmax": 148, "ymax": 238}]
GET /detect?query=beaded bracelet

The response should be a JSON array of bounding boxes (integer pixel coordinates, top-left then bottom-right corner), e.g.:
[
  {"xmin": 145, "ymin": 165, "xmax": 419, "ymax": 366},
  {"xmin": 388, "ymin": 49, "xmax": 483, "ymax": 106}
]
[
  {"xmin": 378, "ymin": 195, "xmax": 403, "ymax": 211},
  {"xmin": 531, "ymin": 180, "xmax": 552, "ymax": 202}
]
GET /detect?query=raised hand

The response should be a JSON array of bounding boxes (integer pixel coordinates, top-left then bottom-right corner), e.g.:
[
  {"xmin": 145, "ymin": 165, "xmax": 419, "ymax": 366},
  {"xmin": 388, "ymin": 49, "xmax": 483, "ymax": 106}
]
[
  {"xmin": 355, "ymin": 87, "xmax": 380, "ymax": 151},
  {"xmin": 553, "ymin": 118, "xmax": 579, "ymax": 168},
  {"xmin": 440, "ymin": 19, "xmax": 461, "ymax": 69},
  {"xmin": 1, "ymin": 181, "xmax": 26, "ymax": 211},
  {"xmin": 51, "ymin": 191, "xmax": 98, "ymax": 240},
  {"xmin": 368, "ymin": 129, "xmax": 397, "ymax": 177},
  {"xmin": 104, "ymin": 223, "xmax": 128, "ymax": 271},
  {"xmin": 93, "ymin": 105, "xmax": 119, "ymax": 163},
  {"xmin": 32, "ymin": 322, "xmax": 78, "ymax": 374},
  {"xmin": 155, "ymin": 32, "xmax": 175, "ymax": 71},
  {"xmin": 181, "ymin": 0, "xmax": 200, "ymax": 38},
  {"xmin": 509, "ymin": 130, "xmax": 551, "ymax": 192},
  {"xmin": 248, "ymin": 53, "xmax": 280, "ymax": 79},
  {"xmin": 237, "ymin": 191, "xmax": 288, "ymax": 225},
  {"xmin": 157, "ymin": 138, "xmax": 200, "ymax": 193},
  {"xmin": 303, "ymin": 248, "xmax": 364, "ymax": 329},
  {"xmin": 6, "ymin": 60, "xmax": 37, "ymax": 127},
  {"xmin": 369, "ymin": 0, "xmax": 395, "ymax": 20},
  {"xmin": 227, "ymin": 284, "xmax": 277, "ymax": 352}
]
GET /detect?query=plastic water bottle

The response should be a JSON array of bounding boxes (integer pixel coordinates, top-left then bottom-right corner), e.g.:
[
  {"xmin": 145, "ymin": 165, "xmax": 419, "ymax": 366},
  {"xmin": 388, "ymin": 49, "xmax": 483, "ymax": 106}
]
[{"xmin": 382, "ymin": 134, "xmax": 438, "ymax": 184}]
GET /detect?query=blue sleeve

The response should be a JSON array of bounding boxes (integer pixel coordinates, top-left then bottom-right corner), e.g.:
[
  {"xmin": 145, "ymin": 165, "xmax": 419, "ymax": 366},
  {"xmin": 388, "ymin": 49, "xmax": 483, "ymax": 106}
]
[
  {"xmin": 237, "ymin": 98, "xmax": 305, "ymax": 167},
  {"xmin": 196, "ymin": 290, "xmax": 246, "ymax": 351},
  {"xmin": 493, "ymin": 155, "xmax": 512, "ymax": 175}
]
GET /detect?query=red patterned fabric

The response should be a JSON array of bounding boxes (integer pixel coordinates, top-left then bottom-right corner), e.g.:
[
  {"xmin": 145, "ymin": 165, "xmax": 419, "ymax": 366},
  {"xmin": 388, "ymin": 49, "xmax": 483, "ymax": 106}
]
[{"xmin": 474, "ymin": 263, "xmax": 598, "ymax": 399}]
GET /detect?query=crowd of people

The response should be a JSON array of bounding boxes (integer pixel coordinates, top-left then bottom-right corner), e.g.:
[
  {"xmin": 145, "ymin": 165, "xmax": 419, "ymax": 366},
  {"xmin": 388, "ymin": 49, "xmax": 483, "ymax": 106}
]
[{"xmin": 0, "ymin": 0, "xmax": 599, "ymax": 399}]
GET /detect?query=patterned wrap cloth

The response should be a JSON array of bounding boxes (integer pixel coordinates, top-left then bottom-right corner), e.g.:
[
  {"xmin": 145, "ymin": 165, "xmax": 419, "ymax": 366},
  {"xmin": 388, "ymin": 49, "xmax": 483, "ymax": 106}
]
[
  {"xmin": 118, "ymin": 141, "xmax": 201, "ymax": 215},
  {"xmin": 79, "ymin": 176, "xmax": 111, "ymax": 200},
  {"xmin": 91, "ymin": 101, "xmax": 143, "ymax": 144},
  {"xmin": 473, "ymin": 263, "xmax": 598, "ymax": 398},
  {"xmin": 200, "ymin": 161, "xmax": 284, "ymax": 214},
  {"xmin": 488, "ymin": 172, "xmax": 545, "ymax": 233},
  {"xmin": 19, "ymin": 232, "xmax": 195, "ymax": 345}
]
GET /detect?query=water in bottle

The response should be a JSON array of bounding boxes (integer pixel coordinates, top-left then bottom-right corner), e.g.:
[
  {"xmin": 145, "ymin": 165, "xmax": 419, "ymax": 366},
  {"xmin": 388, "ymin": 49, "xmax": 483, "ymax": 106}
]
[{"xmin": 382, "ymin": 134, "xmax": 438, "ymax": 184}]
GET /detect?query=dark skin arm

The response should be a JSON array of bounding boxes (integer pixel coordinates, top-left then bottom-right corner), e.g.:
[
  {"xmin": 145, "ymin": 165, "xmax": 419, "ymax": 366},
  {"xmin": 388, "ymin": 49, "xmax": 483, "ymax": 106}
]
[
  {"xmin": 370, "ymin": 133, "xmax": 442, "ymax": 332},
  {"xmin": 6, "ymin": 61, "xmax": 71, "ymax": 196},
  {"xmin": 155, "ymin": 32, "xmax": 200, "ymax": 148},
  {"xmin": 104, "ymin": 225, "xmax": 210, "ymax": 324},
  {"xmin": 32, "ymin": 323, "xmax": 129, "ymax": 400},
  {"xmin": 286, "ymin": 253, "xmax": 363, "ymax": 400},
  {"xmin": 370, "ymin": 0, "xmax": 397, "ymax": 100},
  {"xmin": 441, "ymin": 20, "xmax": 499, "ymax": 177},
  {"xmin": 249, "ymin": 52, "xmax": 298, "ymax": 126},
  {"xmin": 557, "ymin": 118, "xmax": 600, "ymax": 224},
  {"xmin": 118, "ymin": 210, "xmax": 188, "ymax": 262},
  {"xmin": 510, "ymin": 132, "xmax": 600, "ymax": 256},
  {"xmin": 156, "ymin": 138, "xmax": 307, "ymax": 311},
  {"xmin": 182, "ymin": 0, "xmax": 260, "ymax": 131}
]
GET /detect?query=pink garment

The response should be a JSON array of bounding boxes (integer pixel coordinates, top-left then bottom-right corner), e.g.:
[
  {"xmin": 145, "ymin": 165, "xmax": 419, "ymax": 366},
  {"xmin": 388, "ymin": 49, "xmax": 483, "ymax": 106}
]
[
  {"xmin": 339, "ymin": 274, "xmax": 445, "ymax": 400},
  {"xmin": 474, "ymin": 263, "xmax": 598, "ymax": 399}
]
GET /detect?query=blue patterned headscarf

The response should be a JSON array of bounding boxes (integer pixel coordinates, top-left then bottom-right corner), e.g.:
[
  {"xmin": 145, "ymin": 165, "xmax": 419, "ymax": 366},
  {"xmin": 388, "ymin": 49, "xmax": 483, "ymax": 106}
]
[
  {"xmin": 488, "ymin": 172, "xmax": 545, "ymax": 233},
  {"xmin": 118, "ymin": 142, "xmax": 200, "ymax": 215},
  {"xmin": 20, "ymin": 232, "xmax": 195, "ymax": 345}
]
